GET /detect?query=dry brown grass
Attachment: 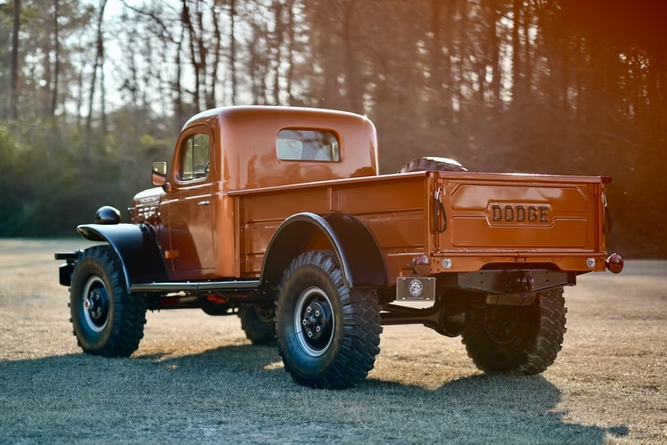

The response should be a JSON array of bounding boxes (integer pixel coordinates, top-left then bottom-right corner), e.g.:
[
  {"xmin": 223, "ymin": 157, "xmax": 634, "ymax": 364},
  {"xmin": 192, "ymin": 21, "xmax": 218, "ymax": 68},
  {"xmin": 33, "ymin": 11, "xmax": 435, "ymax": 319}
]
[{"xmin": 0, "ymin": 239, "xmax": 665, "ymax": 444}]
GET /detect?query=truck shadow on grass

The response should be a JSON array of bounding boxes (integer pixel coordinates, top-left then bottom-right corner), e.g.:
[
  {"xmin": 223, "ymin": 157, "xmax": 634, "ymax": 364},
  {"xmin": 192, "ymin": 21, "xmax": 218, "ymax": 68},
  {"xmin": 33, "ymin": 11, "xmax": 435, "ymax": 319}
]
[
  {"xmin": 363, "ymin": 375, "xmax": 628, "ymax": 444},
  {"xmin": 0, "ymin": 345, "xmax": 628, "ymax": 444}
]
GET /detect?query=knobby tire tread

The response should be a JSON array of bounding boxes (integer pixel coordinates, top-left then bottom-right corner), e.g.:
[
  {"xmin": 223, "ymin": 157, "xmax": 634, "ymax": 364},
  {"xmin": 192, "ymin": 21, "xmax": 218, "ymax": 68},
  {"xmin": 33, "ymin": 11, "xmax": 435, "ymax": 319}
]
[
  {"xmin": 71, "ymin": 246, "xmax": 146, "ymax": 358},
  {"xmin": 239, "ymin": 306, "xmax": 276, "ymax": 345},
  {"xmin": 276, "ymin": 250, "xmax": 382, "ymax": 389},
  {"xmin": 461, "ymin": 287, "xmax": 567, "ymax": 375}
]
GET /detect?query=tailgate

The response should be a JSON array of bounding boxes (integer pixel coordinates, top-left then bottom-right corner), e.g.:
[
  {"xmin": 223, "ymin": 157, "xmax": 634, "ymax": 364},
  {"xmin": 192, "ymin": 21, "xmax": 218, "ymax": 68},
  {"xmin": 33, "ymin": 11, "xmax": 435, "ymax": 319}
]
[{"xmin": 433, "ymin": 172, "xmax": 608, "ymax": 272}]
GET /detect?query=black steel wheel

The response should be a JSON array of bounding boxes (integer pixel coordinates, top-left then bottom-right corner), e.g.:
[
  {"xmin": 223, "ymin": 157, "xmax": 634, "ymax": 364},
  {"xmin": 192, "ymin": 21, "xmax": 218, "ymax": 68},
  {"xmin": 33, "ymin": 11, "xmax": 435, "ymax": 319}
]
[
  {"xmin": 70, "ymin": 246, "xmax": 146, "ymax": 357},
  {"xmin": 399, "ymin": 156, "xmax": 467, "ymax": 173},
  {"xmin": 276, "ymin": 250, "xmax": 382, "ymax": 389},
  {"xmin": 461, "ymin": 287, "xmax": 567, "ymax": 374},
  {"xmin": 238, "ymin": 305, "xmax": 276, "ymax": 345}
]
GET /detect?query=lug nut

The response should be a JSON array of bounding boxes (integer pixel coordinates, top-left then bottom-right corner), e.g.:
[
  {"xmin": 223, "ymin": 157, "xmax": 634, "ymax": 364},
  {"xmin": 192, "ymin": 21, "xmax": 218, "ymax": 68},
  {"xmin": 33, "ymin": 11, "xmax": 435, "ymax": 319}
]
[
  {"xmin": 307, "ymin": 331, "xmax": 313, "ymax": 338},
  {"xmin": 307, "ymin": 306, "xmax": 312, "ymax": 313},
  {"xmin": 302, "ymin": 319, "xmax": 307, "ymax": 326},
  {"xmin": 315, "ymin": 310, "xmax": 320, "ymax": 316},
  {"xmin": 316, "ymin": 326, "xmax": 321, "ymax": 332}
]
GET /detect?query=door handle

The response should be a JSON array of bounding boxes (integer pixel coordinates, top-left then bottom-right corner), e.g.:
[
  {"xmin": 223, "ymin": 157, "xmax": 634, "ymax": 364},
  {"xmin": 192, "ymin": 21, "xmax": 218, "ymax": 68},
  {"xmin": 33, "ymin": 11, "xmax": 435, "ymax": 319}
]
[{"xmin": 197, "ymin": 200, "xmax": 211, "ymax": 206}]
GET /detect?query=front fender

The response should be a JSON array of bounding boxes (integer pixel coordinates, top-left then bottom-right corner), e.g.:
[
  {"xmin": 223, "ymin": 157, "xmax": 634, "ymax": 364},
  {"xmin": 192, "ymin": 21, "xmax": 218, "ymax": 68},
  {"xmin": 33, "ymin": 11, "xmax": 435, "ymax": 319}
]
[
  {"xmin": 260, "ymin": 212, "xmax": 387, "ymax": 290},
  {"xmin": 77, "ymin": 223, "xmax": 168, "ymax": 290}
]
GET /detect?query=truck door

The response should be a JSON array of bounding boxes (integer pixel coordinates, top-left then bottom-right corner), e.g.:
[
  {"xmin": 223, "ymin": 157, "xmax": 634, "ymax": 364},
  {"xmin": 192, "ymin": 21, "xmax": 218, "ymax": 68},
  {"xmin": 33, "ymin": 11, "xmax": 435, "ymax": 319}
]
[{"xmin": 163, "ymin": 126, "xmax": 216, "ymax": 279}]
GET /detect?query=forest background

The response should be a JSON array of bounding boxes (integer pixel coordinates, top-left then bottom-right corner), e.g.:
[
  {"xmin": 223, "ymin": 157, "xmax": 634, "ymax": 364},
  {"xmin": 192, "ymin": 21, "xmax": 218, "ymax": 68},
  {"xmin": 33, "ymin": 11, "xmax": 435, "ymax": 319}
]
[{"xmin": 0, "ymin": 0, "xmax": 664, "ymax": 258}]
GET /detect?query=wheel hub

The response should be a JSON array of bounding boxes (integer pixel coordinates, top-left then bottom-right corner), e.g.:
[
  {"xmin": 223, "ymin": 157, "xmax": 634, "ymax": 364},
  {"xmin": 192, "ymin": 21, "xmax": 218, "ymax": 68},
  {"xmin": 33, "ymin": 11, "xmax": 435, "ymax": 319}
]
[
  {"xmin": 294, "ymin": 287, "xmax": 335, "ymax": 357},
  {"xmin": 301, "ymin": 301, "xmax": 330, "ymax": 341},
  {"xmin": 81, "ymin": 276, "xmax": 110, "ymax": 333},
  {"xmin": 484, "ymin": 307, "xmax": 520, "ymax": 345}
]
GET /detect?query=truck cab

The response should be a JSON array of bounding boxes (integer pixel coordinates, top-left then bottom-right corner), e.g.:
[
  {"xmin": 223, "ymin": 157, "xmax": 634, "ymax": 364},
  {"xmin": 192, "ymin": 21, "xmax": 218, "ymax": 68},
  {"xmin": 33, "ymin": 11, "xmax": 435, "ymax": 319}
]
[{"xmin": 136, "ymin": 106, "xmax": 379, "ymax": 281}]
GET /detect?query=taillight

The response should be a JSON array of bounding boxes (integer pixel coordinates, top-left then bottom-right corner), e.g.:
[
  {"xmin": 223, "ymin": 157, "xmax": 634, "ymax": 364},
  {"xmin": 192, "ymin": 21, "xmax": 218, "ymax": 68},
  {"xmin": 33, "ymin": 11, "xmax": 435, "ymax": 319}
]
[
  {"xmin": 409, "ymin": 254, "xmax": 430, "ymax": 275},
  {"xmin": 605, "ymin": 253, "xmax": 624, "ymax": 274}
]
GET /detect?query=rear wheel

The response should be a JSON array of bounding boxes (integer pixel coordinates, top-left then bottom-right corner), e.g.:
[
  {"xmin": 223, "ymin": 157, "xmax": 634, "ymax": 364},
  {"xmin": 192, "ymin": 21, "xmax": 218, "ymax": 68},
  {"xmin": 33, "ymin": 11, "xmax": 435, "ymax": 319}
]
[
  {"xmin": 399, "ymin": 156, "xmax": 467, "ymax": 173},
  {"xmin": 461, "ymin": 288, "xmax": 567, "ymax": 374},
  {"xmin": 70, "ymin": 246, "xmax": 146, "ymax": 357},
  {"xmin": 238, "ymin": 305, "xmax": 276, "ymax": 345},
  {"xmin": 276, "ymin": 250, "xmax": 382, "ymax": 389}
]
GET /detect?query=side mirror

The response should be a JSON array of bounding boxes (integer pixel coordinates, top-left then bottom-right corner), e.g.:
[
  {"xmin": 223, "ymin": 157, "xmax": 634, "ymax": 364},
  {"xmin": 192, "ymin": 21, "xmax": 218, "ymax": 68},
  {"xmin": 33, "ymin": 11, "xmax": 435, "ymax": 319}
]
[{"xmin": 151, "ymin": 161, "xmax": 168, "ymax": 188}]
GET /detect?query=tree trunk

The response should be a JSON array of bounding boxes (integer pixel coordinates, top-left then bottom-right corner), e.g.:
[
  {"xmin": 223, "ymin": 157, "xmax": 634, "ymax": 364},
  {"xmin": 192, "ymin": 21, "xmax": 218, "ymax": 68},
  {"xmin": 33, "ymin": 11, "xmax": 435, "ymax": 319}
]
[
  {"xmin": 429, "ymin": 0, "xmax": 442, "ymax": 127},
  {"xmin": 522, "ymin": 1, "xmax": 531, "ymax": 95},
  {"xmin": 195, "ymin": 0, "xmax": 207, "ymax": 111},
  {"xmin": 489, "ymin": 0, "xmax": 501, "ymax": 106},
  {"xmin": 86, "ymin": 0, "xmax": 108, "ymax": 156},
  {"xmin": 100, "ymin": 40, "xmax": 107, "ymax": 138},
  {"xmin": 343, "ymin": 0, "xmax": 362, "ymax": 113},
  {"xmin": 51, "ymin": 0, "xmax": 60, "ymax": 116},
  {"xmin": 174, "ymin": 24, "xmax": 186, "ymax": 128},
  {"xmin": 208, "ymin": 2, "xmax": 222, "ymax": 110},
  {"xmin": 272, "ymin": 0, "xmax": 283, "ymax": 105},
  {"xmin": 285, "ymin": 0, "xmax": 295, "ymax": 104},
  {"xmin": 441, "ymin": 0, "xmax": 454, "ymax": 126},
  {"xmin": 10, "ymin": 0, "xmax": 21, "ymax": 120},
  {"xmin": 230, "ymin": 0, "xmax": 237, "ymax": 106},
  {"xmin": 182, "ymin": 0, "xmax": 201, "ymax": 113},
  {"xmin": 76, "ymin": 33, "xmax": 85, "ymax": 132},
  {"xmin": 511, "ymin": 0, "xmax": 522, "ymax": 106},
  {"xmin": 321, "ymin": 7, "xmax": 336, "ymax": 107}
]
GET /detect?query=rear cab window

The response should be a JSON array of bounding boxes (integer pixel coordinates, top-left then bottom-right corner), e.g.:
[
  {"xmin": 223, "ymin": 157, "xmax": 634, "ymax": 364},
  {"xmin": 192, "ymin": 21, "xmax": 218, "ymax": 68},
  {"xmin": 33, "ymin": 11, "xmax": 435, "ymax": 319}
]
[{"xmin": 276, "ymin": 129, "xmax": 340, "ymax": 162}]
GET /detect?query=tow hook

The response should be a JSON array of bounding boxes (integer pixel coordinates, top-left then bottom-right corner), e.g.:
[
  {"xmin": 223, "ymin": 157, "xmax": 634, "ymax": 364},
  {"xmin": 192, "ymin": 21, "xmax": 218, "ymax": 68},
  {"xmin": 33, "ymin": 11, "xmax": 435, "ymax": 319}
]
[{"xmin": 505, "ymin": 271, "xmax": 535, "ymax": 294}]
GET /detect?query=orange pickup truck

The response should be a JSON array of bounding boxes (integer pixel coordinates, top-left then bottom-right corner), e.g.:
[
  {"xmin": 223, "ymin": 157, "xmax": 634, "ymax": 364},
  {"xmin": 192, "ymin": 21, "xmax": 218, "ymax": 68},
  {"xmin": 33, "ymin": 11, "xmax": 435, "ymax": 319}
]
[{"xmin": 56, "ymin": 106, "xmax": 623, "ymax": 389}]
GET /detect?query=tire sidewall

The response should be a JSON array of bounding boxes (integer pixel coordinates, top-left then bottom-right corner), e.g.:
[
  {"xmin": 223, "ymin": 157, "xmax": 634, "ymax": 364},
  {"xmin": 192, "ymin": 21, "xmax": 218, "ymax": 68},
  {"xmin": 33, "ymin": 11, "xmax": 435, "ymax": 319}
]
[
  {"xmin": 238, "ymin": 305, "xmax": 276, "ymax": 345},
  {"xmin": 70, "ymin": 256, "xmax": 116, "ymax": 352},
  {"xmin": 482, "ymin": 305, "xmax": 538, "ymax": 349},
  {"xmin": 277, "ymin": 264, "xmax": 345, "ymax": 380}
]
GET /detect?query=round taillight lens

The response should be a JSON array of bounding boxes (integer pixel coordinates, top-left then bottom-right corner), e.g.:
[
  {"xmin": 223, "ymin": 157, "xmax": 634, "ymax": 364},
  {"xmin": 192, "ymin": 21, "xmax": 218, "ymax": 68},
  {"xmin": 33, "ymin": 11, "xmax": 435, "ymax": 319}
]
[
  {"xmin": 411, "ymin": 254, "xmax": 430, "ymax": 275},
  {"xmin": 605, "ymin": 253, "xmax": 624, "ymax": 274}
]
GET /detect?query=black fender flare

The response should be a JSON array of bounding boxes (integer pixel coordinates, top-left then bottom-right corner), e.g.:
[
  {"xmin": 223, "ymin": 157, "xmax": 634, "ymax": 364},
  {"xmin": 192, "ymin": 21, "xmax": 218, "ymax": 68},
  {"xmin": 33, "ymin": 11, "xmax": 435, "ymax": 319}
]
[
  {"xmin": 76, "ymin": 223, "xmax": 168, "ymax": 290},
  {"xmin": 260, "ymin": 212, "xmax": 387, "ymax": 290}
]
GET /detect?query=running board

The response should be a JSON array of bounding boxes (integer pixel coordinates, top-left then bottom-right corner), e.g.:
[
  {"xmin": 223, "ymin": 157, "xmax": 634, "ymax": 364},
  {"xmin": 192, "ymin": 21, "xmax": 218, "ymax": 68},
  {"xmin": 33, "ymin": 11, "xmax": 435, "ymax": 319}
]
[{"xmin": 131, "ymin": 280, "xmax": 260, "ymax": 293}]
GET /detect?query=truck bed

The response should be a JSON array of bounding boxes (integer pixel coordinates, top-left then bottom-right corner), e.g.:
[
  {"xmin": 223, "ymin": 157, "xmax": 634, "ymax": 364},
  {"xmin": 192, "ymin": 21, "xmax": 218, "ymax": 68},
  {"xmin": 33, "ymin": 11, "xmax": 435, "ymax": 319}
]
[{"xmin": 229, "ymin": 171, "xmax": 609, "ymax": 283}]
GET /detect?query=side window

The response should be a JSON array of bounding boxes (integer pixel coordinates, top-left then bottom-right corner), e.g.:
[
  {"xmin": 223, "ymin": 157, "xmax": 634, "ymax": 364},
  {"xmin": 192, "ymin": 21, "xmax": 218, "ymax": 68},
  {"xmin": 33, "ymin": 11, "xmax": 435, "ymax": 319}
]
[
  {"xmin": 276, "ymin": 129, "xmax": 340, "ymax": 162},
  {"xmin": 179, "ymin": 133, "xmax": 210, "ymax": 181}
]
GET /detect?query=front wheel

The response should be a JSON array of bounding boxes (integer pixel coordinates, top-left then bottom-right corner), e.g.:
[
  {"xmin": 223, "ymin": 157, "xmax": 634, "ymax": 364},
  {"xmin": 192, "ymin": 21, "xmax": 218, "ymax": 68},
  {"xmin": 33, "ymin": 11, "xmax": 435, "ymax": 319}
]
[
  {"xmin": 461, "ymin": 288, "xmax": 567, "ymax": 374},
  {"xmin": 276, "ymin": 250, "xmax": 382, "ymax": 389},
  {"xmin": 70, "ymin": 246, "xmax": 146, "ymax": 357}
]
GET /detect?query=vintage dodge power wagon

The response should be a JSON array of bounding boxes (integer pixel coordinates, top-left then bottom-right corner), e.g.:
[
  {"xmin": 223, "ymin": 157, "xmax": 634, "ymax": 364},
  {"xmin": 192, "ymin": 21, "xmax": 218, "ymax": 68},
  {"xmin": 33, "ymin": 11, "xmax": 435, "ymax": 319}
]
[{"xmin": 56, "ymin": 106, "xmax": 623, "ymax": 389}]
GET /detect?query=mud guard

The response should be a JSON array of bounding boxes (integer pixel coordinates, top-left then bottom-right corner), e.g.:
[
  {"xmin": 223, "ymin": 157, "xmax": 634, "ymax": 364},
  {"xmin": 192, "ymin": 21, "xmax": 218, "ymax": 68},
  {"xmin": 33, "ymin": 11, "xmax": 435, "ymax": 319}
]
[
  {"xmin": 76, "ymin": 223, "xmax": 168, "ymax": 290},
  {"xmin": 260, "ymin": 212, "xmax": 387, "ymax": 289}
]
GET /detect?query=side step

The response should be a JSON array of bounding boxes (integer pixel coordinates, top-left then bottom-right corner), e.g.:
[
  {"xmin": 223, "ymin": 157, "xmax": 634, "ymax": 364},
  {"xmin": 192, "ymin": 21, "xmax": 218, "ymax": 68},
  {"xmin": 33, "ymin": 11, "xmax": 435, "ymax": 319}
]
[{"xmin": 130, "ymin": 280, "xmax": 260, "ymax": 293}]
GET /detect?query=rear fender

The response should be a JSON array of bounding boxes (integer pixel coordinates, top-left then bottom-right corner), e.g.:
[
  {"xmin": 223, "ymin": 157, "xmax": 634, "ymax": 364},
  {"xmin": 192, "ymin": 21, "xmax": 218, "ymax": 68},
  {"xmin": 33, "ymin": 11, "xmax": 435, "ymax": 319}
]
[
  {"xmin": 77, "ymin": 223, "xmax": 168, "ymax": 290},
  {"xmin": 260, "ymin": 212, "xmax": 387, "ymax": 290}
]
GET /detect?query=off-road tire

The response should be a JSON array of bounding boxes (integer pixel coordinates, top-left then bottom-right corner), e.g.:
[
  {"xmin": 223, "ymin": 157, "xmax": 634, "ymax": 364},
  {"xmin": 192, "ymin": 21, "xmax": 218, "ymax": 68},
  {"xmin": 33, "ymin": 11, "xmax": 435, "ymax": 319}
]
[
  {"xmin": 276, "ymin": 250, "xmax": 382, "ymax": 389},
  {"xmin": 70, "ymin": 245, "xmax": 146, "ymax": 357},
  {"xmin": 399, "ymin": 156, "xmax": 467, "ymax": 173},
  {"xmin": 461, "ymin": 287, "xmax": 567, "ymax": 374},
  {"xmin": 238, "ymin": 305, "xmax": 276, "ymax": 345}
]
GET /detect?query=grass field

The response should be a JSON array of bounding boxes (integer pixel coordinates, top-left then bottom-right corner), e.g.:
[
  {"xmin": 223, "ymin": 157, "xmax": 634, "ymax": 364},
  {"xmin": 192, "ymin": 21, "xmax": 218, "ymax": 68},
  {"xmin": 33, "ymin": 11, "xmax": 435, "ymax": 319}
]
[{"xmin": 0, "ymin": 239, "xmax": 665, "ymax": 444}]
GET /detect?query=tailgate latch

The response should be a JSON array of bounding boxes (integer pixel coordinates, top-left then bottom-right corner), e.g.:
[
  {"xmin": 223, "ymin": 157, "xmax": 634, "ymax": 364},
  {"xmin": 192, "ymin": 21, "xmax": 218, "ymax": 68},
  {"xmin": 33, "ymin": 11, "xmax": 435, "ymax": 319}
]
[{"xmin": 433, "ymin": 186, "xmax": 447, "ymax": 233}]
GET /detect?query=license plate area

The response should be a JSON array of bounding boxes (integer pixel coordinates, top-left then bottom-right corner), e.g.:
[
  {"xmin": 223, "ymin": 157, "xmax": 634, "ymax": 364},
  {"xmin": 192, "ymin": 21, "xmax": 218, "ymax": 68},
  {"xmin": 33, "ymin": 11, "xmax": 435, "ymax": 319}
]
[{"xmin": 396, "ymin": 277, "xmax": 436, "ymax": 301}]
